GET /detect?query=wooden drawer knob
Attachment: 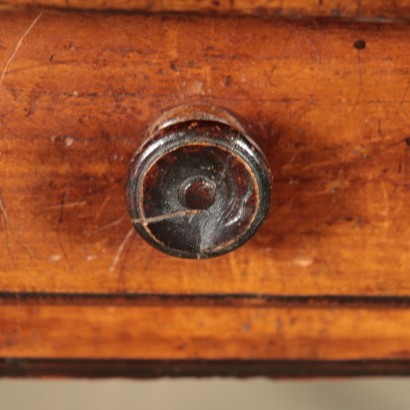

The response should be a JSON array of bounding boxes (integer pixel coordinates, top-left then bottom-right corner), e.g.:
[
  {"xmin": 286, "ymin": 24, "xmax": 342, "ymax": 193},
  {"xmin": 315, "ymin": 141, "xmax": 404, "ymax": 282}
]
[{"xmin": 126, "ymin": 105, "xmax": 271, "ymax": 258}]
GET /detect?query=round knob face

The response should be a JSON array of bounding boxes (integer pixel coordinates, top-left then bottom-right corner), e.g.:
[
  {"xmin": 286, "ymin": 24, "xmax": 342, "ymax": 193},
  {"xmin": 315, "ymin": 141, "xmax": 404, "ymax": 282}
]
[{"xmin": 126, "ymin": 106, "xmax": 271, "ymax": 259}]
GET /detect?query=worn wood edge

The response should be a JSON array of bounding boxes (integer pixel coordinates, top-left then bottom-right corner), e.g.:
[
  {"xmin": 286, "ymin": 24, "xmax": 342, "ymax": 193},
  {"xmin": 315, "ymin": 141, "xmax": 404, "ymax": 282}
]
[
  {"xmin": 0, "ymin": 3, "xmax": 408, "ymax": 24},
  {"xmin": 1, "ymin": 292, "xmax": 410, "ymax": 308},
  {"xmin": 2, "ymin": 302, "xmax": 409, "ymax": 360},
  {"xmin": 1, "ymin": 359, "xmax": 410, "ymax": 378}
]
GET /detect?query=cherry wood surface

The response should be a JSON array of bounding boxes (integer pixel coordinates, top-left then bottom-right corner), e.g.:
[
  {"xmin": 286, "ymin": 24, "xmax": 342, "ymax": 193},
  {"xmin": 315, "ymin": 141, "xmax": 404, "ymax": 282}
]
[
  {"xmin": 0, "ymin": 0, "xmax": 410, "ymax": 22},
  {"xmin": 1, "ymin": 297, "xmax": 410, "ymax": 360},
  {"xmin": 0, "ymin": 11, "xmax": 409, "ymax": 375},
  {"xmin": 0, "ymin": 12, "xmax": 409, "ymax": 296}
]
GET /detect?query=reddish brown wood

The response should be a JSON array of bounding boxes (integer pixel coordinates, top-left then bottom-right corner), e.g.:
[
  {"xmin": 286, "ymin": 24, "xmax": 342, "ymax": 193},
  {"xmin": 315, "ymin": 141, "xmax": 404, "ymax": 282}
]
[
  {"xmin": 0, "ymin": 12, "xmax": 409, "ymax": 296},
  {"xmin": 0, "ymin": 0, "xmax": 410, "ymax": 22},
  {"xmin": 1, "ymin": 299, "xmax": 410, "ymax": 360},
  {"xmin": 0, "ymin": 11, "xmax": 409, "ymax": 375}
]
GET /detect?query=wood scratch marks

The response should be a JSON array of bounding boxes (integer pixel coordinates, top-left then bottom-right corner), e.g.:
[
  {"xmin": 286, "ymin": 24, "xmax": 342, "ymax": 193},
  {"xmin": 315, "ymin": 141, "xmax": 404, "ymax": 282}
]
[
  {"xmin": 96, "ymin": 196, "xmax": 110, "ymax": 221},
  {"xmin": 280, "ymin": 183, "xmax": 304, "ymax": 211},
  {"xmin": 0, "ymin": 195, "xmax": 32, "ymax": 261},
  {"xmin": 0, "ymin": 196, "xmax": 11, "ymax": 227},
  {"xmin": 58, "ymin": 191, "xmax": 67, "ymax": 225},
  {"xmin": 0, "ymin": 196, "xmax": 16, "ymax": 267},
  {"xmin": 269, "ymin": 30, "xmax": 292, "ymax": 85},
  {"xmin": 356, "ymin": 49, "xmax": 363, "ymax": 105},
  {"xmin": 109, "ymin": 227, "xmax": 134, "ymax": 275},
  {"xmin": 400, "ymin": 80, "xmax": 410, "ymax": 105},
  {"xmin": 44, "ymin": 201, "xmax": 86, "ymax": 210},
  {"xmin": 99, "ymin": 216, "xmax": 124, "ymax": 231},
  {"xmin": 54, "ymin": 191, "xmax": 74, "ymax": 272},
  {"xmin": 380, "ymin": 182, "xmax": 391, "ymax": 229},
  {"xmin": 116, "ymin": 228, "xmax": 136, "ymax": 292},
  {"xmin": 51, "ymin": 44, "xmax": 96, "ymax": 134},
  {"xmin": 0, "ymin": 12, "xmax": 44, "ymax": 91},
  {"xmin": 109, "ymin": 209, "xmax": 203, "ymax": 276},
  {"xmin": 292, "ymin": 26, "xmax": 321, "ymax": 64}
]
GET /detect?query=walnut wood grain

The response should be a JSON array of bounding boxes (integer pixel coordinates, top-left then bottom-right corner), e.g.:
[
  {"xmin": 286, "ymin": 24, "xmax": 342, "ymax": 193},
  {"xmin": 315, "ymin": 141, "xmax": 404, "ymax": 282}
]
[
  {"xmin": 0, "ymin": 0, "xmax": 410, "ymax": 22},
  {"xmin": 0, "ymin": 12, "xmax": 409, "ymax": 296}
]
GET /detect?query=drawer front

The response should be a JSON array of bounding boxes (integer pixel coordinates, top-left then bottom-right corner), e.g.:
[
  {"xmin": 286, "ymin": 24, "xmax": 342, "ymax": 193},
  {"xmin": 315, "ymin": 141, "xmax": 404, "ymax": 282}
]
[
  {"xmin": 0, "ymin": 11, "xmax": 409, "ymax": 376},
  {"xmin": 0, "ymin": 13, "xmax": 408, "ymax": 295}
]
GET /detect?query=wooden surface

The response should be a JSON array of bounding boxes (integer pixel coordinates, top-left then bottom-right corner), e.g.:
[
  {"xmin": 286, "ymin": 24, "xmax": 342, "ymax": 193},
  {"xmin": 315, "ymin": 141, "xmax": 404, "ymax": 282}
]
[
  {"xmin": 1, "ymin": 297, "xmax": 410, "ymax": 359},
  {"xmin": 0, "ymin": 11, "xmax": 409, "ymax": 375},
  {"xmin": 0, "ymin": 0, "xmax": 410, "ymax": 22},
  {"xmin": 0, "ymin": 12, "xmax": 409, "ymax": 296}
]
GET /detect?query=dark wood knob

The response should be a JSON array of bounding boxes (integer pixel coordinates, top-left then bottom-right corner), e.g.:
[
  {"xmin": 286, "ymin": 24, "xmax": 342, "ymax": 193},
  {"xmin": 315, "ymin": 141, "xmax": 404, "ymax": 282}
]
[{"xmin": 126, "ymin": 105, "xmax": 271, "ymax": 258}]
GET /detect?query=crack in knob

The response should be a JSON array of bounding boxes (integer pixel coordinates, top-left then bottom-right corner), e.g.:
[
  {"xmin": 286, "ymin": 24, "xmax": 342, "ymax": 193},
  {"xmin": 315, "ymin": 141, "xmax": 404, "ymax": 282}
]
[{"xmin": 126, "ymin": 105, "xmax": 272, "ymax": 259}]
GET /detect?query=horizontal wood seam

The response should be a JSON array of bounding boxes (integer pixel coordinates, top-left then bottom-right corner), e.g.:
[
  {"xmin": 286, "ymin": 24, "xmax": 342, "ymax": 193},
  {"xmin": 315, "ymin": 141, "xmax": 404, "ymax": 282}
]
[
  {"xmin": 0, "ymin": 6, "xmax": 408, "ymax": 24},
  {"xmin": 1, "ymin": 292, "xmax": 410, "ymax": 308},
  {"xmin": 1, "ymin": 359, "xmax": 410, "ymax": 378}
]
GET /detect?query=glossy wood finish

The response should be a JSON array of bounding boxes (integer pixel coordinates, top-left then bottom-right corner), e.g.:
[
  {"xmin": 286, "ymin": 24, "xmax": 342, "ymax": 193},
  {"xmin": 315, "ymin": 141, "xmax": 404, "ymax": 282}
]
[
  {"xmin": 0, "ymin": 11, "xmax": 409, "ymax": 375},
  {"xmin": 0, "ymin": 12, "xmax": 409, "ymax": 296},
  {"xmin": 1, "ymin": 297, "xmax": 410, "ymax": 360},
  {"xmin": 126, "ymin": 105, "xmax": 271, "ymax": 259},
  {"xmin": 0, "ymin": 0, "xmax": 410, "ymax": 22}
]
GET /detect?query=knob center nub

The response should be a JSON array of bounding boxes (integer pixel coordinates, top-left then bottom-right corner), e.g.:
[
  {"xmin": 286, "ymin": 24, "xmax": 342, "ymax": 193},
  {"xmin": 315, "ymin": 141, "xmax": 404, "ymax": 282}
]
[{"xmin": 179, "ymin": 176, "xmax": 216, "ymax": 210}]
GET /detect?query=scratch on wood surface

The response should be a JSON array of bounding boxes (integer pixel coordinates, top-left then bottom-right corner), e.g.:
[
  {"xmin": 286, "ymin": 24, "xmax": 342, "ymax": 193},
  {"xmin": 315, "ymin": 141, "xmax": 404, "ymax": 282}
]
[
  {"xmin": 99, "ymin": 216, "xmax": 124, "ymax": 231},
  {"xmin": 51, "ymin": 47, "xmax": 96, "ymax": 133},
  {"xmin": 109, "ymin": 227, "xmax": 134, "ymax": 275},
  {"xmin": 55, "ymin": 230, "xmax": 70, "ymax": 268},
  {"xmin": 110, "ymin": 210, "xmax": 203, "ymax": 274},
  {"xmin": 356, "ymin": 49, "xmax": 363, "ymax": 105},
  {"xmin": 278, "ymin": 183, "xmax": 303, "ymax": 211},
  {"xmin": 269, "ymin": 30, "xmax": 292, "ymax": 85},
  {"xmin": 58, "ymin": 191, "xmax": 68, "ymax": 224},
  {"xmin": 292, "ymin": 26, "xmax": 321, "ymax": 64},
  {"xmin": 400, "ymin": 80, "xmax": 410, "ymax": 105},
  {"xmin": 54, "ymin": 191, "xmax": 75, "ymax": 272},
  {"xmin": 0, "ymin": 196, "xmax": 10, "ymax": 225},
  {"xmin": 0, "ymin": 12, "xmax": 44, "ymax": 91},
  {"xmin": 0, "ymin": 197, "xmax": 16, "ymax": 268},
  {"xmin": 0, "ymin": 195, "xmax": 33, "ymax": 259},
  {"xmin": 44, "ymin": 201, "xmax": 86, "ymax": 210},
  {"xmin": 116, "ymin": 227, "xmax": 136, "ymax": 292},
  {"xmin": 380, "ymin": 182, "xmax": 392, "ymax": 229},
  {"xmin": 96, "ymin": 196, "xmax": 110, "ymax": 220}
]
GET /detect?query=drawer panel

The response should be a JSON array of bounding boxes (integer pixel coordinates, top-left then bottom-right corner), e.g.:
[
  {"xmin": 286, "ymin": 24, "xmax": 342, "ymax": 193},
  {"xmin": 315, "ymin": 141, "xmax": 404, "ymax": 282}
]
[
  {"xmin": 1, "ymin": 298, "xmax": 410, "ymax": 360},
  {"xmin": 0, "ymin": 12, "xmax": 409, "ymax": 295}
]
